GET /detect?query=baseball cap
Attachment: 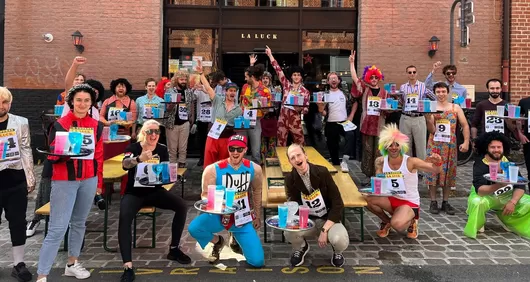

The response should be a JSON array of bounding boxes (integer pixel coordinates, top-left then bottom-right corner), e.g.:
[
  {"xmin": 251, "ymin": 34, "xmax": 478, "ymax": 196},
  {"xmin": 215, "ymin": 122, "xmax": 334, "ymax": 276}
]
[
  {"xmin": 228, "ymin": 135, "xmax": 247, "ymax": 148},
  {"xmin": 225, "ymin": 82, "xmax": 239, "ymax": 90}
]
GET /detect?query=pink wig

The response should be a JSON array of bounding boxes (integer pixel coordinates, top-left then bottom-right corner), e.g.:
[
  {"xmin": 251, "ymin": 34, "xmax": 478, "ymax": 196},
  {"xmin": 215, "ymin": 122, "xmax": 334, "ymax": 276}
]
[{"xmin": 362, "ymin": 65, "xmax": 384, "ymax": 84}]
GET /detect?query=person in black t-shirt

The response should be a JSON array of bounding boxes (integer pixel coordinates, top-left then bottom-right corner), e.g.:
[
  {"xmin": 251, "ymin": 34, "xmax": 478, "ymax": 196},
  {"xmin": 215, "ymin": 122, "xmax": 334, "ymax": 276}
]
[
  {"xmin": 464, "ymin": 132, "xmax": 530, "ymax": 239},
  {"xmin": 119, "ymin": 120, "xmax": 191, "ymax": 282}
]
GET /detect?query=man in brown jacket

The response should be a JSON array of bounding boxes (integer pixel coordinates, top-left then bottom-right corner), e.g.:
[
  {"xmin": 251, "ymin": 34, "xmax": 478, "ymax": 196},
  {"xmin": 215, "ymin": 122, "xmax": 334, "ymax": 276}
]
[{"xmin": 283, "ymin": 144, "xmax": 349, "ymax": 267}]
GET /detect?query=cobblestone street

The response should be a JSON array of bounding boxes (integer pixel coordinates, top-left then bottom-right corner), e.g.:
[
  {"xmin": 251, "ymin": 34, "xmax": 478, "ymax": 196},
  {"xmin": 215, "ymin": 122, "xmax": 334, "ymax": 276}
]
[{"xmin": 1, "ymin": 159, "xmax": 528, "ymax": 271}]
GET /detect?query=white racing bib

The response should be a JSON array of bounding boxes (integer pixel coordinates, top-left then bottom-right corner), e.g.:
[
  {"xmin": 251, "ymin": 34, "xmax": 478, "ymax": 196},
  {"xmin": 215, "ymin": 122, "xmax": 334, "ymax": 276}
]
[
  {"xmin": 178, "ymin": 104, "xmax": 188, "ymax": 120},
  {"xmin": 0, "ymin": 129, "xmax": 20, "ymax": 164},
  {"xmin": 493, "ymin": 184, "xmax": 513, "ymax": 197},
  {"xmin": 133, "ymin": 157, "xmax": 160, "ymax": 187},
  {"xmin": 234, "ymin": 191, "xmax": 252, "ymax": 226},
  {"xmin": 301, "ymin": 189, "xmax": 328, "ymax": 217},
  {"xmin": 199, "ymin": 103, "xmax": 212, "ymax": 122},
  {"xmin": 433, "ymin": 119, "xmax": 451, "ymax": 143},
  {"xmin": 367, "ymin": 96, "xmax": 381, "ymax": 116},
  {"xmin": 70, "ymin": 127, "xmax": 95, "ymax": 160},
  {"xmin": 108, "ymin": 107, "xmax": 124, "ymax": 122},
  {"xmin": 485, "ymin": 110, "xmax": 504, "ymax": 133},
  {"xmin": 383, "ymin": 171, "xmax": 406, "ymax": 195},
  {"xmin": 243, "ymin": 109, "xmax": 257, "ymax": 126},
  {"xmin": 405, "ymin": 93, "xmax": 419, "ymax": 111},
  {"xmin": 207, "ymin": 119, "xmax": 227, "ymax": 140},
  {"xmin": 339, "ymin": 120, "xmax": 357, "ymax": 132}
]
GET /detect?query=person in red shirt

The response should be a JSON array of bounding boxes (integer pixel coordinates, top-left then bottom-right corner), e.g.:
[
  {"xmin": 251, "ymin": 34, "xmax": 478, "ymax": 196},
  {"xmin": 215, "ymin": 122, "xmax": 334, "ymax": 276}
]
[{"xmin": 37, "ymin": 84, "xmax": 104, "ymax": 281}]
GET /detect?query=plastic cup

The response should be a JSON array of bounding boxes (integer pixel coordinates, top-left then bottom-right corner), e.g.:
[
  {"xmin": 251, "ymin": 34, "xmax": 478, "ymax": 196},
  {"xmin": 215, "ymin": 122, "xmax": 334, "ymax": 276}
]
[
  {"xmin": 214, "ymin": 190, "xmax": 225, "ymax": 212},
  {"xmin": 54, "ymin": 105, "xmax": 61, "ymax": 116},
  {"xmin": 102, "ymin": 127, "xmax": 110, "ymax": 141},
  {"xmin": 145, "ymin": 107, "xmax": 153, "ymax": 118},
  {"xmin": 164, "ymin": 93, "xmax": 172, "ymax": 102},
  {"xmin": 119, "ymin": 111, "xmax": 127, "ymax": 121},
  {"xmin": 252, "ymin": 98, "xmax": 258, "ymax": 108},
  {"xmin": 177, "ymin": 93, "xmax": 182, "ymax": 103},
  {"xmin": 284, "ymin": 201, "xmax": 299, "ymax": 225},
  {"xmin": 126, "ymin": 112, "xmax": 133, "ymax": 121},
  {"xmin": 289, "ymin": 96, "xmax": 295, "ymax": 104},
  {"xmin": 380, "ymin": 99, "xmax": 387, "ymax": 110},
  {"xmin": 317, "ymin": 92, "xmax": 323, "ymax": 102},
  {"xmin": 418, "ymin": 100, "xmax": 425, "ymax": 112},
  {"xmin": 465, "ymin": 98, "xmax": 472, "ymax": 109},
  {"xmin": 147, "ymin": 164, "xmax": 157, "ymax": 183},
  {"xmin": 68, "ymin": 132, "xmax": 83, "ymax": 154},
  {"xmin": 390, "ymin": 83, "xmax": 397, "ymax": 94},
  {"xmin": 509, "ymin": 166, "xmax": 519, "ymax": 183},
  {"xmin": 161, "ymin": 162, "xmax": 170, "ymax": 182},
  {"xmin": 489, "ymin": 162, "xmax": 499, "ymax": 181},
  {"xmin": 0, "ymin": 141, "xmax": 4, "ymax": 159},
  {"xmin": 207, "ymin": 185, "xmax": 216, "ymax": 209},
  {"xmin": 515, "ymin": 106, "xmax": 521, "ymax": 118},
  {"xmin": 424, "ymin": 100, "xmax": 431, "ymax": 112},
  {"xmin": 430, "ymin": 101, "xmax": 438, "ymax": 112},
  {"xmin": 54, "ymin": 132, "xmax": 69, "ymax": 154},
  {"xmin": 313, "ymin": 93, "xmax": 318, "ymax": 102},
  {"xmin": 384, "ymin": 83, "xmax": 391, "ymax": 93},
  {"xmin": 497, "ymin": 105, "xmax": 505, "ymax": 117},
  {"xmin": 225, "ymin": 187, "xmax": 236, "ymax": 208},
  {"xmin": 109, "ymin": 124, "xmax": 119, "ymax": 140},
  {"xmin": 392, "ymin": 99, "xmax": 398, "ymax": 109},
  {"xmin": 243, "ymin": 118, "xmax": 251, "ymax": 128},
  {"xmin": 508, "ymin": 105, "xmax": 516, "ymax": 118},
  {"xmin": 373, "ymin": 177, "xmax": 382, "ymax": 194},
  {"xmin": 298, "ymin": 206, "xmax": 310, "ymax": 228},
  {"xmin": 278, "ymin": 205, "xmax": 288, "ymax": 229},
  {"xmin": 171, "ymin": 93, "xmax": 177, "ymax": 102},
  {"xmin": 169, "ymin": 163, "xmax": 178, "ymax": 182},
  {"xmin": 260, "ymin": 97, "xmax": 268, "ymax": 107}
]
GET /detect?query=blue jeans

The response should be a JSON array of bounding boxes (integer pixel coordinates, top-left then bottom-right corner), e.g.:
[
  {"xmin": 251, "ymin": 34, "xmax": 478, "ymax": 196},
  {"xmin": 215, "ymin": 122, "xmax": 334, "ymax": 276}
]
[
  {"xmin": 188, "ymin": 213, "xmax": 265, "ymax": 267},
  {"xmin": 37, "ymin": 177, "xmax": 97, "ymax": 275},
  {"xmin": 244, "ymin": 119, "xmax": 262, "ymax": 164}
]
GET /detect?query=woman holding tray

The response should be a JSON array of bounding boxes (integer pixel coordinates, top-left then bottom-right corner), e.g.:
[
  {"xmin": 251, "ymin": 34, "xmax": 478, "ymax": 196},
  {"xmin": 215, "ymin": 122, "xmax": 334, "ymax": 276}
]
[
  {"xmin": 119, "ymin": 119, "xmax": 190, "ymax": 282},
  {"xmin": 36, "ymin": 84, "xmax": 104, "ymax": 282},
  {"xmin": 425, "ymin": 82, "xmax": 470, "ymax": 215}
]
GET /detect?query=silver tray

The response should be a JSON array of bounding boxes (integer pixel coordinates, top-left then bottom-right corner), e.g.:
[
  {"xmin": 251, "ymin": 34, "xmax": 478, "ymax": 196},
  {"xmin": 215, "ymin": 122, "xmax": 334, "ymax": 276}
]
[
  {"xmin": 193, "ymin": 199, "xmax": 242, "ymax": 215},
  {"xmin": 483, "ymin": 173, "xmax": 529, "ymax": 185},
  {"xmin": 265, "ymin": 215, "xmax": 315, "ymax": 232}
]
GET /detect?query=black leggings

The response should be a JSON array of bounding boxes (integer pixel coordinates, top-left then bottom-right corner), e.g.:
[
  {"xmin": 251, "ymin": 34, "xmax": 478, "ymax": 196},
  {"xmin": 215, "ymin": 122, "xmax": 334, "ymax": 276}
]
[
  {"xmin": 325, "ymin": 121, "xmax": 355, "ymax": 165},
  {"xmin": 118, "ymin": 189, "xmax": 187, "ymax": 263},
  {"xmin": 0, "ymin": 182, "xmax": 28, "ymax": 246}
]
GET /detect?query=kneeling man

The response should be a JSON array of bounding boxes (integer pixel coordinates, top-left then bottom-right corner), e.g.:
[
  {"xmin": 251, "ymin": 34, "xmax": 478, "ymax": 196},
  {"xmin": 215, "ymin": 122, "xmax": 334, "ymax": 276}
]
[
  {"xmin": 464, "ymin": 132, "xmax": 530, "ymax": 239},
  {"xmin": 284, "ymin": 144, "xmax": 349, "ymax": 267},
  {"xmin": 365, "ymin": 124, "xmax": 442, "ymax": 239},
  {"xmin": 188, "ymin": 135, "xmax": 265, "ymax": 267}
]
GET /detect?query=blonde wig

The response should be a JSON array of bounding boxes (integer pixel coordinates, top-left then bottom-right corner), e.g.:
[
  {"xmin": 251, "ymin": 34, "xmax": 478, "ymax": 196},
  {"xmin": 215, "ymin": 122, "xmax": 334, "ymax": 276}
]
[
  {"xmin": 137, "ymin": 119, "xmax": 161, "ymax": 143},
  {"xmin": 378, "ymin": 123, "xmax": 409, "ymax": 156}
]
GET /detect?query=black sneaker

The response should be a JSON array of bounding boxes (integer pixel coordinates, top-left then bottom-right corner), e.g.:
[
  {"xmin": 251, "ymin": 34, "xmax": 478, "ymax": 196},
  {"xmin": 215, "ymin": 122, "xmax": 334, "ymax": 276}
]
[
  {"xmin": 167, "ymin": 247, "xmax": 192, "ymax": 264},
  {"xmin": 11, "ymin": 262, "xmax": 32, "ymax": 282},
  {"xmin": 290, "ymin": 240, "xmax": 310, "ymax": 267},
  {"xmin": 331, "ymin": 253, "xmax": 345, "ymax": 267},
  {"xmin": 208, "ymin": 235, "xmax": 225, "ymax": 263},
  {"xmin": 94, "ymin": 194, "xmax": 106, "ymax": 210},
  {"xmin": 229, "ymin": 234, "xmax": 243, "ymax": 255},
  {"xmin": 197, "ymin": 159, "xmax": 204, "ymax": 167},
  {"xmin": 441, "ymin": 201, "xmax": 455, "ymax": 215},
  {"xmin": 120, "ymin": 267, "xmax": 135, "ymax": 282},
  {"xmin": 429, "ymin": 201, "xmax": 440, "ymax": 214}
]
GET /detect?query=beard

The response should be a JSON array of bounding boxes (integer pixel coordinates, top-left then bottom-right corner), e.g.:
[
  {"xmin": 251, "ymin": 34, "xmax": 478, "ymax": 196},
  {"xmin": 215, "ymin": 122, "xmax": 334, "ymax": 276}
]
[
  {"xmin": 487, "ymin": 151, "xmax": 502, "ymax": 161},
  {"xmin": 0, "ymin": 111, "xmax": 7, "ymax": 118},
  {"xmin": 489, "ymin": 92, "xmax": 501, "ymax": 99},
  {"xmin": 178, "ymin": 83, "xmax": 187, "ymax": 90}
]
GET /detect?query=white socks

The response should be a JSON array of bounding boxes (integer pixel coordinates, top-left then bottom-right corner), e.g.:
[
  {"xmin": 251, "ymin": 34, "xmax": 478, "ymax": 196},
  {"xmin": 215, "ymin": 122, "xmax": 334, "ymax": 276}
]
[{"xmin": 13, "ymin": 245, "xmax": 25, "ymax": 265}]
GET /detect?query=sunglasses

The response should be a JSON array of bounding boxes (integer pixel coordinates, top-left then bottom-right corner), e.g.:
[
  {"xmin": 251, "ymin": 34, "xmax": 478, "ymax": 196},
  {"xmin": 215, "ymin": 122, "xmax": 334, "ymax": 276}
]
[
  {"xmin": 370, "ymin": 76, "xmax": 379, "ymax": 80},
  {"xmin": 228, "ymin": 146, "xmax": 245, "ymax": 153},
  {"xmin": 145, "ymin": 129, "xmax": 160, "ymax": 135},
  {"xmin": 444, "ymin": 72, "xmax": 456, "ymax": 76},
  {"xmin": 408, "ymin": 71, "xmax": 417, "ymax": 74}
]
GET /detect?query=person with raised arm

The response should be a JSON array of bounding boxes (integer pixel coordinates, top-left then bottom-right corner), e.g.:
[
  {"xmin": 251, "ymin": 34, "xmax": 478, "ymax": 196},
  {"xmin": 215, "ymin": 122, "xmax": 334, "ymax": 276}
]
[{"xmin": 265, "ymin": 45, "xmax": 309, "ymax": 146}]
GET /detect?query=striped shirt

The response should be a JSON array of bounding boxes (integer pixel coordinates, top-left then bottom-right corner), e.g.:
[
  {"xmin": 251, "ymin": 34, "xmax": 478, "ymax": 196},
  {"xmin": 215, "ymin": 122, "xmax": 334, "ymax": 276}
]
[
  {"xmin": 425, "ymin": 72, "xmax": 468, "ymax": 104},
  {"xmin": 399, "ymin": 80, "xmax": 437, "ymax": 116}
]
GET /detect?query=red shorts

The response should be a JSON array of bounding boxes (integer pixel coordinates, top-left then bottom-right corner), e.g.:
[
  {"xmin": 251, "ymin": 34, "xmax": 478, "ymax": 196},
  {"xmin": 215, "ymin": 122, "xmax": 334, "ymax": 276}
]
[{"xmin": 388, "ymin": 196, "xmax": 420, "ymax": 219}]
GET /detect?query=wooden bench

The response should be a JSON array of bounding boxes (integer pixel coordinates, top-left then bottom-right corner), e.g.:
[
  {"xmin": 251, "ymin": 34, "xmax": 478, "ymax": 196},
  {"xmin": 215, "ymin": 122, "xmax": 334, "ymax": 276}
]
[{"xmin": 332, "ymin": 167, "xmax": 368, "ymax": 241}]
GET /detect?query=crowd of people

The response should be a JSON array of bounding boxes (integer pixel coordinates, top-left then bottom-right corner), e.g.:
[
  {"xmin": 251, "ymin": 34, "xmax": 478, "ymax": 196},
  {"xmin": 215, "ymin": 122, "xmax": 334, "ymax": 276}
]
[{"xmin": 0, "ymin": 47, "xmax": 530, "ymax": 282}]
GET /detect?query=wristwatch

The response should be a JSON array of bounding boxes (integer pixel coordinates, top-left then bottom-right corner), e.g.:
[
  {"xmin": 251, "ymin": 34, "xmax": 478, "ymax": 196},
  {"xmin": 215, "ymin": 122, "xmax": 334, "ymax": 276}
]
[{"xmin": 321, "ymin": 227, "xmax": 328, "ymax": 233}]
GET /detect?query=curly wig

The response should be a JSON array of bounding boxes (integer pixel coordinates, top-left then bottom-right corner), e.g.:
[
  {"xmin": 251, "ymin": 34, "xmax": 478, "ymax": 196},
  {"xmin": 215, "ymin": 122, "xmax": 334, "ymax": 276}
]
[
  {"xmin": 110, "ymin": 78, "xmax": 132, "ymax": 95},
  {"xmin": 66, "ymin": 84, "xmax": 97, "ymax": 110},
  {"xmin": 85, "ymin": 79, "xmax": 105, "ymax": 103},
  {"xmin": 378, "ymin": 123, "xmax": 409, "ymax": 156},
  {"xmin": 290, "ymin": 65, "xmax": 304, "ymax": 77},
  {"xmin": 362, "ymin": 65, "xmax": 384, "ymax": 84},
  {"xmin": 475, "ymin": 132, "xmax": 511, "ymax": 157}
]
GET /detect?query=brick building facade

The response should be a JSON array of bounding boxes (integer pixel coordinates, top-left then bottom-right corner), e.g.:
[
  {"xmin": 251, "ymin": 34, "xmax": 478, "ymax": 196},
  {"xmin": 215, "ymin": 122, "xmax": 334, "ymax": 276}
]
[{"xmin": 1, "ymin": 0, "xmax": 528, "ymax": 158}]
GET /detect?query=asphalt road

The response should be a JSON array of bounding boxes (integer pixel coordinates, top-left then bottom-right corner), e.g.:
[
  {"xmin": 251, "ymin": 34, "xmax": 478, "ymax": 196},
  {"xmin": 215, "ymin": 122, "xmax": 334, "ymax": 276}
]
[{"xmin": 2, "ymin": 265, "xmax": 529, "ymax": 282}]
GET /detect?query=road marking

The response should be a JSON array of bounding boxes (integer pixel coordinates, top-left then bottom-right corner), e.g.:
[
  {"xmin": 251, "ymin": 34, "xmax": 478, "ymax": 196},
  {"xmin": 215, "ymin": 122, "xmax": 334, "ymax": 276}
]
[
  {"xmin": 209, "ymin": 267, "xmax": 237, "ymax": 274},
  {"xmin": 246, "ymin": 268, "xmax": 273, "ymax": 272},
  {"xmin": 170, "ymin": 268, "xmax": 200, "ymax": 275},
  {"xmin": 353, "ymin": 266, "xmax": 383, "ymax": 275},
  {"xmin": 316, "ymin": 266, "xmax": 345, "ymax": 274},
  {"xmin": 281, "ymin": 267, "xmax": 310, "ymax": 274}
]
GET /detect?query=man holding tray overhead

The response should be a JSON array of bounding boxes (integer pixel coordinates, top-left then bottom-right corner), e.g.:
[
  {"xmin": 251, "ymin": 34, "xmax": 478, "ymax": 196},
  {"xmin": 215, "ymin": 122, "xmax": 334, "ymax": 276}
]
[
  {"xmin": 364, "ymin": 124, "xmax": 442, "ymax": 240},
  {"xmin": 283, "ymin": 144, "xmax": 349, "ymax": 267},
  {"xmin": 188, "ymin": 135, "xmax": 264, "ymax": 267},
  {"xmin": 464, "ymin": 132, "xmax": 530, "ymax": 239}
]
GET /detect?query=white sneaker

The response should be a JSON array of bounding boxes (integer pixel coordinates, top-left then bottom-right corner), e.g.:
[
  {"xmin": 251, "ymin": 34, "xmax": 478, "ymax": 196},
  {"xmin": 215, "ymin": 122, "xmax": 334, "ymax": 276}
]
[
  {"xmin": 478, "ymin": 226, "xmax": 485, "ymax": 233},
  {"xmin": 340, "ymin": 162, "xmax": 349, "ymax": 172},
  {"xmin": 26, "ymin": 220, "xmax": 40, "ymax": 237},
  {"xmin": 64, "ymin": 261, "xmax": 91, "ymax": 279},
  {"xmin": 36, "ymin": 278, "xmax": 47, "ymax": 282}
]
